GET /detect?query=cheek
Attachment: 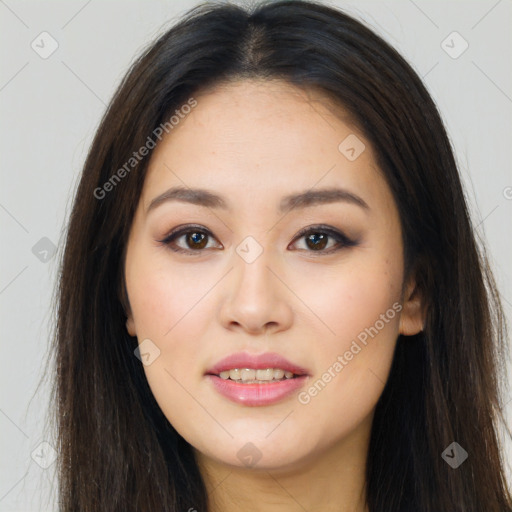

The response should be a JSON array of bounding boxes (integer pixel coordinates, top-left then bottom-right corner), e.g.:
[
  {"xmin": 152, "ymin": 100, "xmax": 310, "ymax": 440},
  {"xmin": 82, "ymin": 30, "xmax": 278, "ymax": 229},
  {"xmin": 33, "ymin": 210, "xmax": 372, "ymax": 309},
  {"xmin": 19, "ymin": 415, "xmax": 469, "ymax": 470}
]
[
  {"xmin": 331, "ymin": 261, "xmax": 401, "ymax": 343},
  {"xmin": 126, "ymin": 260, "xmax": 216, "ymax": 434},
  {"xmin": 124, "ymin": 243, "xmax": 214, "ymax": 389},
  {"xmin": 126, "ymin": 245, "xmax": 214, "ymax": 340},
  {"xmin": 292, "ymin": 247, "xmax": 402, "ymax": 346},
  {"xmin": 295, "ymin": 254, "xmax": 402, "ymax": 431}
]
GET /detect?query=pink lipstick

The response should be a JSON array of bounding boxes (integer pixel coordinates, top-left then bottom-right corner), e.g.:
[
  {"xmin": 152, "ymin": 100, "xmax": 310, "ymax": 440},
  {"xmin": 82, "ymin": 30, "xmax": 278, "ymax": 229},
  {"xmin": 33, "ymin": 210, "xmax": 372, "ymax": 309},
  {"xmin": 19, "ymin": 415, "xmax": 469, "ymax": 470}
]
[{"xmin": 205, "ymin": 351, "xmax": 310, "ymax": 406}]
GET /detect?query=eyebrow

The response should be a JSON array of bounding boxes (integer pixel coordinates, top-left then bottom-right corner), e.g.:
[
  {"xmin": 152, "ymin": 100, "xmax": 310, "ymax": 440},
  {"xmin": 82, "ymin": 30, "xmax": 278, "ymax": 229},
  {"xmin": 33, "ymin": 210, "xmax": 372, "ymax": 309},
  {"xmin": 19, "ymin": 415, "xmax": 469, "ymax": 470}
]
[{"xmin": 146, "ymin": 186, "xmax": 369, "ymax": 215}]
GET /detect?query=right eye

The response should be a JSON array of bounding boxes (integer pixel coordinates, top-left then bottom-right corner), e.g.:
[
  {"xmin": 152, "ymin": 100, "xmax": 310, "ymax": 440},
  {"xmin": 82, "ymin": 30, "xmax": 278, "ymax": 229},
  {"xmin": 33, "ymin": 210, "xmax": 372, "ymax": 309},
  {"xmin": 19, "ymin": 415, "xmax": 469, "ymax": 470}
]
[{"xmin": 158, "ymin": 225, "xmax": 222, "ymax": 255}]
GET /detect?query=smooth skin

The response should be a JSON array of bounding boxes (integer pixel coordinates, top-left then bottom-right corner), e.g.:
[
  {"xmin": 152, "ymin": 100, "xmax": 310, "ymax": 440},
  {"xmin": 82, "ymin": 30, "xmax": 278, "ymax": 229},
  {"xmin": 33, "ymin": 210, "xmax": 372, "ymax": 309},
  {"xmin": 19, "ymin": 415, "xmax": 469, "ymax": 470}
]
[{"xmin": 124, "ymin": 79, "xmax": 425, "ymax": 512}]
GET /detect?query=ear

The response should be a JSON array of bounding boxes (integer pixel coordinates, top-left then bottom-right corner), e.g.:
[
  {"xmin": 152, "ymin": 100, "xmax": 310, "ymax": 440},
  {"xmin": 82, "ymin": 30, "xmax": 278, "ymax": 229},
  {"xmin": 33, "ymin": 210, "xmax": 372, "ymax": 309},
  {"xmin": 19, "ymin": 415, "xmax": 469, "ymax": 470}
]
[
  {"xmin": 126, "ymin": 313, "xmax": 137, "ymax": 337},
  {"xmin": 120, "ymin": 284, "xmax": 137, "ymax": 337},
  {"xmin": 118, "ymin": 270, "xmax": 137, "ymax": 337},
  {"xmin": 399, "ymin": 276, "xmax": 426, "ymax": 336}
]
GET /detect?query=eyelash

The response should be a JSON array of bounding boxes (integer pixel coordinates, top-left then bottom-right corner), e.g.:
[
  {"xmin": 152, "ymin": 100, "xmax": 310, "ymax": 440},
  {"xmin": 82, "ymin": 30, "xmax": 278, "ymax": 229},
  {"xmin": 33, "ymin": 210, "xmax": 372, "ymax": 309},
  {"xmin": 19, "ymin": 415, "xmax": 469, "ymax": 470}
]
[{"xmin": 158, "ymin": 224, "xmax": 357, "ymax": 256}]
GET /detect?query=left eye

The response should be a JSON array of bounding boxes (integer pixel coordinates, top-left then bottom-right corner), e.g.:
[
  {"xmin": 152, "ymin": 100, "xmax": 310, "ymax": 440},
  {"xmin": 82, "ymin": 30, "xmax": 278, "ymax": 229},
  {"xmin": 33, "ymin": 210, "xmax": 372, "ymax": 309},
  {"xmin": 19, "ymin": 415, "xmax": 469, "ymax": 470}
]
[
  {"xmin": 158, "ymin": 224, "xmax": 356, "ymax": 255},
  {"xmin": 291, "ymin": 225, "xmax": 357, "ymax": 253}
]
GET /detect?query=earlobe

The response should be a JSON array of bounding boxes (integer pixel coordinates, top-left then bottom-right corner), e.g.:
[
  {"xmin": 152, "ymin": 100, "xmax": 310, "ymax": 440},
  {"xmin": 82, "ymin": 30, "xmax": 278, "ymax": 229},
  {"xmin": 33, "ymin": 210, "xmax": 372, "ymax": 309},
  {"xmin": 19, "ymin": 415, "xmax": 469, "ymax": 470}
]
[
  {"xmin": 399, "ymin": 279, "xmax": 426, "ymax": 336},
  {"xmin": 126, "ymin": 315, "xmax": 137, "ymax": 337},
  {"xmin": 119, "ymin": 273, "xmax": 136, "ymax": 336}
]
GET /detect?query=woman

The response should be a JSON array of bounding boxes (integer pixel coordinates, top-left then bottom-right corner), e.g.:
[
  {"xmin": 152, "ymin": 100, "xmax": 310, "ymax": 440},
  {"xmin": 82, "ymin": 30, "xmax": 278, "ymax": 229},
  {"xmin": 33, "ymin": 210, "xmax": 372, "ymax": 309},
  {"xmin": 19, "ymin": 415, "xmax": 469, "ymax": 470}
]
[{"xmin": 49, "ymin": 1, "xmax": 512, "ymax": 510}]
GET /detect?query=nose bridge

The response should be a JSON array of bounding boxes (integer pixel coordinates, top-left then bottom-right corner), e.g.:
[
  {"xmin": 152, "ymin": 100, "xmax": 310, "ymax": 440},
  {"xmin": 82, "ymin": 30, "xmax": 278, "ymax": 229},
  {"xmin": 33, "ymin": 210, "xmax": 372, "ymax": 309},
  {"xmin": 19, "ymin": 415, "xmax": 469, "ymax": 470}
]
[
  {"xmin": 218, "ymin": 231, "xmax": 293, "ymax": 334},
  {"xmin": 232, "ymin": 234, "xmax": 276, "ymax": 300}
]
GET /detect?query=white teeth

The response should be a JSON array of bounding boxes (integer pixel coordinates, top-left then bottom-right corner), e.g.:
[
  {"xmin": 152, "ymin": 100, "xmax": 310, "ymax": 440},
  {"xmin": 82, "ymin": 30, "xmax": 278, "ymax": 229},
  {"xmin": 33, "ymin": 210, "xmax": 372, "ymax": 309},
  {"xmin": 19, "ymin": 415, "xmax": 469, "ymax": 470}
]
[
  {"xmin": 241, "ymin": 369, "xmax": 256, "ymax": 381},
  {"xmin": 216, "ymin": 368, "xmax": 297, "ymax": 382},
  {"xmin": 230, "ymin": 369, "xmax": 241, "ymax": 381},
  {"xmin": 256, "ymin": 368, "xmax": 273, "ymax": 381},
  {"xmin": 274, "ymin": 369, "xmax": 285, "ymax": 379}
]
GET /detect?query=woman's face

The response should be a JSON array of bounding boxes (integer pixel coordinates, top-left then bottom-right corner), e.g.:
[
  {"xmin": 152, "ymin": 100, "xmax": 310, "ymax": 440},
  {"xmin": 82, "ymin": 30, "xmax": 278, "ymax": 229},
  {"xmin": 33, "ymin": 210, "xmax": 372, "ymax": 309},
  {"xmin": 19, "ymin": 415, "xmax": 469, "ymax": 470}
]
[{"xmin": 124, "ymin": 79, "xmax": 423, "ymax": 472}]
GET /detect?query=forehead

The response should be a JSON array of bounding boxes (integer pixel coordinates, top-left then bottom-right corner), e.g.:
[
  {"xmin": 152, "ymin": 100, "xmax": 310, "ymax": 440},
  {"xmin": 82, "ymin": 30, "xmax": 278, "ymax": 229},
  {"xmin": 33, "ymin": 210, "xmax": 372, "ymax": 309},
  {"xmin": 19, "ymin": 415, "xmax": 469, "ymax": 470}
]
[{"xmin": 141, "ymin": 79, "xmax": 389, "ymax": 215}]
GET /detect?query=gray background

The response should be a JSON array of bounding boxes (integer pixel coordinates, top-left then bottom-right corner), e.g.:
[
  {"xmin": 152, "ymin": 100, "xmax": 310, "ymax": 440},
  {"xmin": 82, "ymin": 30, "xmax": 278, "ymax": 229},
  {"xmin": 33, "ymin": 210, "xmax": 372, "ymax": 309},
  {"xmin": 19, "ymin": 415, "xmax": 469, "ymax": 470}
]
[{"xmin": 1, "ymin": 0, "xmax": 511, "ymax": 510}]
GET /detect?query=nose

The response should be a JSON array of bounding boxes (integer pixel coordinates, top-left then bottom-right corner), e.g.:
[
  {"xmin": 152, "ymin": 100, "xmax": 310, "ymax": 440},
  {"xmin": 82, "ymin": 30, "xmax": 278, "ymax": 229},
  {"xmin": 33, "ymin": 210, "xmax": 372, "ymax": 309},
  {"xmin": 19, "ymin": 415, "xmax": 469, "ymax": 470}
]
[{"xmin": 218, "ymin": 248, "xmax": 294, "ymax": 336}]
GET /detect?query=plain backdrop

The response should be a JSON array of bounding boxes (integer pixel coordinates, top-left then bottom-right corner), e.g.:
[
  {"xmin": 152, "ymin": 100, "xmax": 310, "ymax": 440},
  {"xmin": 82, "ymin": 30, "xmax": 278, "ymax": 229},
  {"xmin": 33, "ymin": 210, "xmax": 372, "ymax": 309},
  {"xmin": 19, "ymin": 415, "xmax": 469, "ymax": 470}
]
[{"xmin": 1, "ymin": 0, "xmax": 511, "ymax": 510}]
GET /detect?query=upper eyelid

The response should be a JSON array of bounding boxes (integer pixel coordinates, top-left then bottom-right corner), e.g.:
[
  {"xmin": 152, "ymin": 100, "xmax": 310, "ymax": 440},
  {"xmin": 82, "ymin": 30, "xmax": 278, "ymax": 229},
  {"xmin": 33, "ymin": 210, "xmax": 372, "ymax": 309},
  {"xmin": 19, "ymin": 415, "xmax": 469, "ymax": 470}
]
[{"xmin": 162, "ymin": 224, "xmax": 346, "ymax": 240}]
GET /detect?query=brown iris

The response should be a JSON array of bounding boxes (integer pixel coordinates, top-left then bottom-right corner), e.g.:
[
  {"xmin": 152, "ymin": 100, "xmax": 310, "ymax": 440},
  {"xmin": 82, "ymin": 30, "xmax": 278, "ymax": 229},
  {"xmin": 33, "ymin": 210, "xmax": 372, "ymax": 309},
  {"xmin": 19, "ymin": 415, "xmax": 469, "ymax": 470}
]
[
  {"xmin": 305, "ymin": 233, "xmax": 328, "ymax": 251},
  {"xmin": 186, "ymin": 231, "xmax": 208, "ymax": 250}
]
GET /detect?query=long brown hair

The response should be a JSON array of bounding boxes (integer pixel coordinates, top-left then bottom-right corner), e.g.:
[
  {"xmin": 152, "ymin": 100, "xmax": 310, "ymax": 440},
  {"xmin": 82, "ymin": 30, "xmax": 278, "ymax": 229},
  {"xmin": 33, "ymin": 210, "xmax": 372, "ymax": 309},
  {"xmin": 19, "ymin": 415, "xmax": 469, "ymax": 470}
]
[{"xmin": 47, "ymin": 1, "xmax": 512, "ymax": 510}]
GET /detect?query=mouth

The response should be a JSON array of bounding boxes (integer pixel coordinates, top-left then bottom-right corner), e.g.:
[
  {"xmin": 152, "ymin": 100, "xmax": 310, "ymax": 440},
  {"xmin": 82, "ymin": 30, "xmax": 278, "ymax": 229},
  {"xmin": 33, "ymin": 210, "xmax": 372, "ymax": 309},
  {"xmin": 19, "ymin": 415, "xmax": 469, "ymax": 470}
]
[
  {"xmin": 205, "ymin": 352, "xmax": 310, "ymax": 406},
  {"xmin": 205, "ymin": 351, "xmax": 310, "ymax": 380}
]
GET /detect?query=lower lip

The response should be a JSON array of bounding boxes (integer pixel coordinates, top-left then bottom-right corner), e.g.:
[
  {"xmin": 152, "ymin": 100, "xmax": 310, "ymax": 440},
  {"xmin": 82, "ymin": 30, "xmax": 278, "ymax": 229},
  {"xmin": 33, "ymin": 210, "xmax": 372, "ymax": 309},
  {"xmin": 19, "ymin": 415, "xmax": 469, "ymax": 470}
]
[{"xmin": 206, "ymin": 375, "xmax": 308, "ymax": 406}]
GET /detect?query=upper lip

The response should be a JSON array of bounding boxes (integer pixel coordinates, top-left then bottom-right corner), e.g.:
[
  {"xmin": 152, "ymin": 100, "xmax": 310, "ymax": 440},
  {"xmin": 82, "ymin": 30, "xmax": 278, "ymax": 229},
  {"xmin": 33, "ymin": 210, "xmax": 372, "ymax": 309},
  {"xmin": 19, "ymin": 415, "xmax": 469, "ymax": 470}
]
[{"xmin": 206, "ymin": 351, "xmax": 310, "ymax": 376}]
